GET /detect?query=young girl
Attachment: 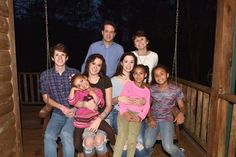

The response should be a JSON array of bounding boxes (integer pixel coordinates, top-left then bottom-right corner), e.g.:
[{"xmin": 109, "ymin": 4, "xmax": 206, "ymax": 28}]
[
  {"xmin": 113, "ymin": 64, "xmax": 151, "ymax": 157},
  {"xmin": 144, "ymin": 64, "xmax": 185, "ymax": 157},
  {"xmin": 67, "ymin": 73, "xmax": 115, "ymax": 155}
]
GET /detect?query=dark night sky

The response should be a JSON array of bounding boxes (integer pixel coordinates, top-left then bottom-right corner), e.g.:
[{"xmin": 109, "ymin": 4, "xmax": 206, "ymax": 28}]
[{"xmin": 14, "ymin": 0, "xmax": 216, "ymax": 86}]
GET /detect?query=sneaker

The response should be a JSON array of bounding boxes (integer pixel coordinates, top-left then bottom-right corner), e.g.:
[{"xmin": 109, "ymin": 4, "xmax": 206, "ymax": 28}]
[{"xmin": 179, "ymin": 147, "xmax": 185, "ymax": 153}]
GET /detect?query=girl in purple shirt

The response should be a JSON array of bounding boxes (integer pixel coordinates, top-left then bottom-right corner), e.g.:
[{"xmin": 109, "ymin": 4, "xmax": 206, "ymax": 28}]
[{"xmin": 144, "ymin": 64, "xmax": 186, "ymax": 157}]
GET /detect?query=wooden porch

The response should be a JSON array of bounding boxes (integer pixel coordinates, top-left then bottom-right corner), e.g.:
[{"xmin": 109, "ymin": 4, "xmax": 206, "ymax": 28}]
[{"xmin": 21, "ymin": 104, "xmax": 206, "ymax": 157}]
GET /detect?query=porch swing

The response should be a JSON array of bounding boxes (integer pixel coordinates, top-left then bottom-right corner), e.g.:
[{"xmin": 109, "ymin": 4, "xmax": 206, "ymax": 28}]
[{"xmin": 39, "ymin": 0, "xmax": 182, "ymax": 142}]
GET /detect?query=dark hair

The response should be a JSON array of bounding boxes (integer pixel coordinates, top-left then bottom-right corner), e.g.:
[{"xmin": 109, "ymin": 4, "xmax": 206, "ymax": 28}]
[
  {"xmin": 114, "ymin": 52, "xmax": 137, "ymax": 77},
  {"xmin": 103, "ymin": 21, "xmax": 116, "ymax": 32},
  {"xmin": 150, "ymin": 64, "xmax": 170, "ymax": 85},
  {"xmin": 49, "ymin": 43, "xmax": 69, "ymax": 58},
  {"xmin": 70, "ymin": 73, "xmax": 86, "ymax": 87},
  {"xmin": 130, "ymin": 64, "xmax": 149, "ymax": 84},
  {"xmin": 83, "ymin": 54, "xmax": 106, "ymax": 78},
  {"xmin": 132, "ymin": 30, "xmax": 149, "ymax": 42}
]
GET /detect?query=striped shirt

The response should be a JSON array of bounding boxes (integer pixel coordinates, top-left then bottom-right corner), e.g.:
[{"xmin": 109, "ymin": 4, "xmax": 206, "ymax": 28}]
[{"xmin": 150, "ymin": 83, "xmax": 184, "ymax": 122}]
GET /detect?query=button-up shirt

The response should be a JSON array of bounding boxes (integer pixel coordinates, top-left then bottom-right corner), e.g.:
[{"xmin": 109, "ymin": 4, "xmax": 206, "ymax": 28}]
[{"xmin": 81, "ymin": 40, "xmax": 124, "ymax": 77}]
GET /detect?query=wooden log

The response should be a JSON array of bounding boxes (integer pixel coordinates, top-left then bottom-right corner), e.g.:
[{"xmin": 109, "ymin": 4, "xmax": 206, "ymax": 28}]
[
  {"xmin": 0, "ymin": 97, "xmax": 13, "ymax": 117},
  {"xmin": 0, "ymin": 66, "xmax": 11, "ymax": 82},
  {"xmin": 0, "ymin": 81, "xmax": 12, "ymax": 100},
  {"xmin": 0, "ymin": 50, "xmax": 11, "ymax": 66},
  {"xmin": 0, "ymin": 33, "xmax": 10, "ymax": 50},
  {"xmin": 0, "ymin": 1, "xmax": 9, "ymax": 17},
  {"xmin": 0, "ymin": 16, "xmax": 8, "ymax": 33}
]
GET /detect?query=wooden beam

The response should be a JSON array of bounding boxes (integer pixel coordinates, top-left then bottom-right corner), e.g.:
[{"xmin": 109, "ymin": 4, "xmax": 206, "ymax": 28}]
[{"xmin": 207, "ymin": 0, "xmax": 236, "ymax": 156}]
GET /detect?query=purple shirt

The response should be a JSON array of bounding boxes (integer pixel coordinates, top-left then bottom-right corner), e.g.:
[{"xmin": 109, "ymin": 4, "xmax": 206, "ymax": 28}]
[{"xmin": 150, "ymin": 83, "xmax": 184, "ymax": 122}]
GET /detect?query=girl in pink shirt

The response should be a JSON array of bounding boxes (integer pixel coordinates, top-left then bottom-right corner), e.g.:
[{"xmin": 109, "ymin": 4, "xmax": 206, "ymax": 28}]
[
  {"xmin": 113, "ymin": 64, "xmax": 151, "ymax": 157},
  {"xmin": 67, "ymin": 73, "xmax": 115, "ymax": 153}
]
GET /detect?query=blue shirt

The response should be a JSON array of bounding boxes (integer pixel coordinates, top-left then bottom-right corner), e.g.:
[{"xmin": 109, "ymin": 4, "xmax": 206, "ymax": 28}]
[
  {"xmin": 81, "ymin": 40, "xmax": 124, "ymax": 77},
  {"xmin": 39, "ymin": 66, "xmax": 79, "ymax": 114}
]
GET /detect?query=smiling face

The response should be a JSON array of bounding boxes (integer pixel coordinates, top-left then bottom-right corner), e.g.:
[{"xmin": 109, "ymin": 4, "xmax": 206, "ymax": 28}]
[
  {"xmin": 88, "ymin": 57, "xmax": 103, "ymax": 76},
  {"xmin": 134, "ymin": 36, "xmax": 149, "ymax": 51},
  {"xmin": 153, "ymin": 67, "xmax": 169, "ymax": 85},
  {"xmin": 121, "ymin": 55, "xmax": 136, "ymax": 73},
  {"xmin": 51, "ymin": 50, "xmax": 68, "ymax": 67},
  {"xmin": 102, "ymin": 24, "xmax": 116, "ymax": 43},
  {"xmin": 73, "ymin": 76, "xmax": 90, "ymax": 91},
  {"xmin": 132, "ymin": 66, "xmax": 147, "ymax": 85}
]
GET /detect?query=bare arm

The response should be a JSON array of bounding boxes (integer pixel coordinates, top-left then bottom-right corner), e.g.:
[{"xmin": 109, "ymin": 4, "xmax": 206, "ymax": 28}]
[
  {"xmin": 174, "ymin": 99, "xmax": 185, "ymax": 125},
  {"xmin": 88, "ymin": 87, "xmax": 112, "ymax": 132}
]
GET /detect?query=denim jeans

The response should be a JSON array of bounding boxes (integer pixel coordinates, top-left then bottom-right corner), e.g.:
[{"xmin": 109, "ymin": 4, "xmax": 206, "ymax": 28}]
[
  {"xmin": 106, "ymin": 108, "xmax": 118, "ymax": 134},
  {"xmin": 144, "ymin": 121, "xmax": 185, "ymax": 157},
  {"xmin": 44, "ymin": 112, "xmax": 75, "ymax": 157}
]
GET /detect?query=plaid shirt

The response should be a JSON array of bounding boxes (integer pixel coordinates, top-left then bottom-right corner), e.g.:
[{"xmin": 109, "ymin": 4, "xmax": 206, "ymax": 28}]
[{"xmin": 40, "ymin": 66, "xmax": 79, "ymax": 114}]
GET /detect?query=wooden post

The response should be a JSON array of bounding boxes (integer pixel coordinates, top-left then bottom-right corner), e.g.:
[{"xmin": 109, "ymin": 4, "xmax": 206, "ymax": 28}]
[{"xmin": 207, "ymin": 0, "xmax": 236, "ymax": 156}]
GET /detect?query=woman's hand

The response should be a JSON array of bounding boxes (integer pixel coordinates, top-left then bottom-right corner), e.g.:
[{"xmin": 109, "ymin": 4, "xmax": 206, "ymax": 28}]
[
  {"xmin": 88, "ymin": 117, "xmax": 102, "ymax": 132},
  {"xmin": 118, "ymin": 96, "xmax": 133, "ymax": 105},
  {"xmin": 174, "ymin": 112, "xmax": 185, "ymax": 125},
  {"xmin": 133, "ymin": 97, "xmax": 146, "ymax": 106},
  {"xmin": 130, "ymin": 115, "xmax": 142, "ymax": 122}
]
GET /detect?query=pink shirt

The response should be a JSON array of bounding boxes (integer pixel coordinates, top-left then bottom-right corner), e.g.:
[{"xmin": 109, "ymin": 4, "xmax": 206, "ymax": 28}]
[
  {"xmin": 119, "ymin": 81, "xmax": 150, "ymax": 120},
  {"xmin": 68, "ymin": 88, "xmax": 104, "ymax": 128}
]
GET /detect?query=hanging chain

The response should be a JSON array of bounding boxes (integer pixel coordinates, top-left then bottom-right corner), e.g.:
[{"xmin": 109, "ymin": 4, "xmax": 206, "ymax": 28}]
[
  {"xmin": 171, "ymin": 0, "xmax": 179, "ymax": 85},
  {"xmin": 44, "ymin": 0, "xmax": 51, "ymax": 103}
]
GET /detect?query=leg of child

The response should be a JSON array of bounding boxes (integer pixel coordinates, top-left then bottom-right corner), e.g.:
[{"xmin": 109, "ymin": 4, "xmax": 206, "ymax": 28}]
[
  {"xmin": 74, "ymin": 128, "xmax": 85, "ymax": 153},
  {"xmin": 98, "ymin": 120, "xmax": 116, "ymax": 145},
  {"xmin": 127, "ymin": 121, "xmax": 141, "ymax": 157}
]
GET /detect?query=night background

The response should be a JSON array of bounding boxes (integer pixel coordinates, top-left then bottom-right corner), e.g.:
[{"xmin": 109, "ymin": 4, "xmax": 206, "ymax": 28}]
[{"xmin": 13, "ymin": 0, "xmax": 216, "ymax": 86}]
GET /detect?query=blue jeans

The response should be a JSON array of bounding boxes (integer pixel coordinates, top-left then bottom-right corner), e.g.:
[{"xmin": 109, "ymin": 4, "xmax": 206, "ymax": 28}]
[
  {"xmin": 106, "ymin": 108, "xmax": 118, "ymax": 134},
  {"xmin": 44, "ymin": 112, "xmax": 75, "ymax": 157},
  {"xmin": 144, "ymin": 121, "xmax": 184, "ymax": 157}
]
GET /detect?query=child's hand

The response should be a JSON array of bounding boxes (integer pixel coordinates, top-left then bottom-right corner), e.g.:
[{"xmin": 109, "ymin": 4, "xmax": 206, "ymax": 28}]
[
  {"xmin": 133, "ymin": 97, "xmax": 146, "ymax": 106},
  {"xmin": 118, "ymin": 96, "xmax": 133, "ymax": 105},
  {"xmin": 131, "ymin": 115, "xmax": 142, "ymax": 122},
  {"xmin": 71, "ymin": 87, "xmax": 80, "ymax": 92},
  {"xmin": 148, "ymin": 117, "xmax": 157, "ymax": 128},
  {"xmin": 174, "ymin": 112, "xmax": 185, "ymax": 125},
  {"xmin": 123, "ymin": 112, "xmax": 133, "ymax": 121},
  {"xmin": 89, "ymin": 90, "xmax": 99, "ymax": 103}
]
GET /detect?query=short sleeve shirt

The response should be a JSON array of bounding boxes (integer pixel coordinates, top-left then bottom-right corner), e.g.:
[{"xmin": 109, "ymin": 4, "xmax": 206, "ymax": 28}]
[{"xmin": 150, "ymin": 83, "xmax": 184, "ymax": 122}]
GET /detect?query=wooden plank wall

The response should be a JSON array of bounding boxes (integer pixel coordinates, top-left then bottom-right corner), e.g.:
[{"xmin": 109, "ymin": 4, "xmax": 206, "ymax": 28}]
[{"xmin": 0, "ymin": 0, "xmax": 23, "ymax": 156}]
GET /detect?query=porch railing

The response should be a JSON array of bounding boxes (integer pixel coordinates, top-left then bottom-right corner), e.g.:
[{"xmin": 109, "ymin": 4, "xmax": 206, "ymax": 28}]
[{"xmin": 18, "ymin": 72, "xmax": 236, "ymax": 156}]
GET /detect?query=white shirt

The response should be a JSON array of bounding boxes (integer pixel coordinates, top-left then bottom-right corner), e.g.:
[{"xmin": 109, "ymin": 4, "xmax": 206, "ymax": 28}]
[{"xmin": 132, "ymin": 50, "xmax": 158, "ymax": 82}]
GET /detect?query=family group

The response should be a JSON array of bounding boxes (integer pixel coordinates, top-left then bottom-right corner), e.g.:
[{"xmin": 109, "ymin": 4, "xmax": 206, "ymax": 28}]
[{"xmin": 39, "ymin": 21, "xmax": 186, "ymax": 157}]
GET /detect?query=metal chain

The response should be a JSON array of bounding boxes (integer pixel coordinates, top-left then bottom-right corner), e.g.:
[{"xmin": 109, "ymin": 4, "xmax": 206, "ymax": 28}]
[
  {"xmin": 171, "ymin": 0, "xmax": 179, "ymax": 85},
  {"xmin": 44, "ymin": 0, "xmax": 51, "ymax": 103}
]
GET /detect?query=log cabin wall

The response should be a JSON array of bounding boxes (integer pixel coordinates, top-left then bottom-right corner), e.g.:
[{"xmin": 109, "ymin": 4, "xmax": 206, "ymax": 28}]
[{"xmin": 0, "ymin": 0, "xmax": 23, "ymax": 156}]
